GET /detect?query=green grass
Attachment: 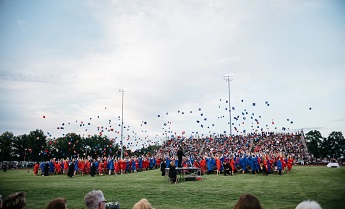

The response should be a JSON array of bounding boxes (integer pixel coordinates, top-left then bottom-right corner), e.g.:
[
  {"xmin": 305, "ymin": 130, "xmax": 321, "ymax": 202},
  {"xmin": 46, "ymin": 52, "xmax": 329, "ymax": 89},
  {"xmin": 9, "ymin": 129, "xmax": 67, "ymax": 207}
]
[{"xmin": 0, "ymin": 166, "xmax": 344, "ymax": 209}]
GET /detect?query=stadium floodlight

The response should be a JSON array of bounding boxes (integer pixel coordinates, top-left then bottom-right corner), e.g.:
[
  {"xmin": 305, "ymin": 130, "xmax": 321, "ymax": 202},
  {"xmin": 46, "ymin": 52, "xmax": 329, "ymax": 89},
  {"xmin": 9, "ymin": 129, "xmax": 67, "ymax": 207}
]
[
  {"xmin": 118, "ymin": 88, "xmax": 127, "ymax": 159},
  {"xmin": 223, "ymin": 74, "xmax": 234, "ymax": 136}
]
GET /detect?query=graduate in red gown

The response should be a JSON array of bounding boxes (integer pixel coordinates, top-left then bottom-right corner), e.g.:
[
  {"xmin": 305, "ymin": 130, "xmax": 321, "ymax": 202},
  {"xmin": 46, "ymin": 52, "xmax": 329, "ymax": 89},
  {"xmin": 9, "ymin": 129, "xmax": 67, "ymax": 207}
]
[
  {"xmin": 103, "ymin": 159, "xmax": 108, "ymax": 175},
  {"xmin": 216, "ymin": 156, "xmax": 221, "ymax": 175},
  {"xmin": 63, "ymin": 160, "xmax": 69, "ymax": 174},
  {"xmin": 55, "ymin": 161, "xmax": 61, "ymax": 174},
  {"xmin": 85, "ymin": 160, "xmax": 91, "ymax": 174},
  {"xmin": 199, "ymin": 157, "xmax": 206, "ymax": 174},
  {"xmin": 287, "ymin": 156, "xmax": 293, "ymax": 172},
  {"xmin": 230, "ymin": 157, "xmax": 235, "ymax": 175},
  {"xmin": 98, "ymin": 160, "xmax": 103, "ymax": 175},
  {"xmin": 33, "ymin": 162, "xmax": 39, "ymax": 175},
  {"xmin": 115, "ymin": 160, "xmax": 120, "ymax": 174}
]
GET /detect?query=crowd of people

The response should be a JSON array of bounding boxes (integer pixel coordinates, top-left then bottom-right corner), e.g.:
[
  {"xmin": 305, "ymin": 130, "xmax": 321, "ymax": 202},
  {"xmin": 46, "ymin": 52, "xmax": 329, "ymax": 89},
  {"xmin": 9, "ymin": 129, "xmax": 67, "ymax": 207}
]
[
  {"xmin": 32, "ymin": 132, "xmax": 309, "ymax": 178},
  {"xmin": 158, "ymin": 132, "xmax": 308, "ymax": 177},
  {"xmin": 33, "ymin": 155, "xmax": 161, "ymax": 177},
  {"xmin": 0, "ymin": 190, "xmax": 323, "ymax": 209},
  {"xmin": 0, "ymin": 132, "xmax": 327, "ymax": 209}
]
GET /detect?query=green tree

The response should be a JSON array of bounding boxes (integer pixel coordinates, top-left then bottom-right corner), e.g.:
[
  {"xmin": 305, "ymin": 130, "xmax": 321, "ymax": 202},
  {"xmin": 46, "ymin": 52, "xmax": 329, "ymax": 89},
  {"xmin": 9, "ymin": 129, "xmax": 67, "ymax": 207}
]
[
  {"xmin": 132, "ymin": 144, "xmax": 161, "ymax": 157},
  {"xmin": 27, "ymin": 129, "xmax": 48, "ymax": 161},
  {"xmin": 83, "ymin": 134, "xmax": 119, "ymax": 159},
  {"xmin": 13, "ymin": 134, "xmax": 30, "ymax": 161},
  {"xmin": 305, "ymin": 130, "xmax": 324, "ymax": 158},
  {"xmin": 0, "ymin": 132, "xmax": 15, "ymax": 161},
  {"xmin": 321, "ymin": 131, "xmax": 345, "ymax": 159}
]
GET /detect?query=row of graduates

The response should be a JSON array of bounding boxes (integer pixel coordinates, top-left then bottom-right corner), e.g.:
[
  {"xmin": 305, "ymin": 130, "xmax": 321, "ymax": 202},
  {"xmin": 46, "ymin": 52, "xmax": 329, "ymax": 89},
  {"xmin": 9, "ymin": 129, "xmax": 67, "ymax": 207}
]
[
  {"xmin": 160, "ymin": 151, "xmax": 294, "ymax": 175},
  {"xmin": 33, "ymin": 156, "xmax": 163, "ymax": 176},
  {"xmin": 33, "ymin": 153, "xmax": 294, "ymax": 177}
]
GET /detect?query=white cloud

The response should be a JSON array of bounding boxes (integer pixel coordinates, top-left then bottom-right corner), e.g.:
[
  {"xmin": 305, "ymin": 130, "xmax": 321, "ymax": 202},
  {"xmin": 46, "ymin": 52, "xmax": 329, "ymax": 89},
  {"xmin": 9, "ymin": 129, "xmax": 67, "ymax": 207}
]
[{"xmin": 0, "ymin": 0, "xmax": 344, "ymax": 146}]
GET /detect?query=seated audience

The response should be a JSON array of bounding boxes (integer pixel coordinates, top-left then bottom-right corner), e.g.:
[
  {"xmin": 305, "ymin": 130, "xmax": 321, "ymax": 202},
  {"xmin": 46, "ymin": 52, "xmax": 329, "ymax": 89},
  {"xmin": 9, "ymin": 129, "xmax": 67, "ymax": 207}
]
[
  {"xmin": 84, "ymin": 190, "xmax": 107, "ymax": 209},
  {"xmin": 2, "ymin": 192, "xmax": 26, "ymax": 209},
  {"xmin": 234, "ymin": 193, "xmax": 263, "ymax": 209},
  {"xmin": 46, "ymin": 197, "xmax": 67, "ymax": 209},
  {"xmin": 132, "ymin": 198, "xmax": 155, "ymax": 209},
  {"xmin": 295, "ymin": 200, "xmax": 322, "ymax": 209}
]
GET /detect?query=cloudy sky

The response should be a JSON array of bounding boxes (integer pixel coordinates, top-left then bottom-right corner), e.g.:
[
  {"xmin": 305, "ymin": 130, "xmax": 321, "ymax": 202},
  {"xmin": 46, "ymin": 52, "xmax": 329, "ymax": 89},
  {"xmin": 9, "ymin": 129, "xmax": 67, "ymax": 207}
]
[{"xmin": 1, "ymin": 0, "xmax": 344, "ymax": 148}]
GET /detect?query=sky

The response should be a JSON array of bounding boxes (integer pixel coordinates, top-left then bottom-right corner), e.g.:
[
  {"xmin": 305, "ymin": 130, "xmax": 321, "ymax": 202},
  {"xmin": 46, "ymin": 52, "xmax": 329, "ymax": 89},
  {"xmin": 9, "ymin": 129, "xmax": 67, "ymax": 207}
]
[{"xmin": 1, "ymin": 0, "xmax": 345, "ymax": 149}]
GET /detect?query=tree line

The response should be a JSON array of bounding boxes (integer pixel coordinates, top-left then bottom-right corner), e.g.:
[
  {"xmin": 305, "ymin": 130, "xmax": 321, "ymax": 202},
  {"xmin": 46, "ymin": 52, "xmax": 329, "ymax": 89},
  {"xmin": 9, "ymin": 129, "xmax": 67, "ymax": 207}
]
[
  {"xmin": 305, "ymin": 130, "xmax": 345, "ymax": 159},
  {"xmin": 0, "ymin": 129, "xmax": 158, "ymax": 162},
  {"xmin": 0, "ymin": 129, "xmax": 344, "ymax": 162}
]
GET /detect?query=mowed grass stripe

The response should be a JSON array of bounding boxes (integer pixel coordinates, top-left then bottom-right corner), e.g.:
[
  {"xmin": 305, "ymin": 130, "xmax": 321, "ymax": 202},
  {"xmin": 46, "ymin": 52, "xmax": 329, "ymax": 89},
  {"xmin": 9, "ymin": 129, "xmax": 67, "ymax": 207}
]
[{"xmin": 0, "ymin": 166, "xmax": 344, "ymax": 209}]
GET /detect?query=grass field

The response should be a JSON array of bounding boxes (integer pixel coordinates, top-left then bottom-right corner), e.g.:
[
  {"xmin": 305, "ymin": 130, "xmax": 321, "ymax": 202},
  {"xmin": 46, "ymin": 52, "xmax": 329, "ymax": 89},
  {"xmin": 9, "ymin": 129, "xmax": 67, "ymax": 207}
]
[{"xmin": 0, "ymin": 166, "xmax": 344, "ymax": 209}]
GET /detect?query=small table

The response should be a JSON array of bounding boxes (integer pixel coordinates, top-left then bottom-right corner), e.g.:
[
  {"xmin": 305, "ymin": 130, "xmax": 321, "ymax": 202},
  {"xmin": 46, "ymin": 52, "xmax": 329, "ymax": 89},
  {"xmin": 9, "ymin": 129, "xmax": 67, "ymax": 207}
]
[{"xmin": 166, "ymin": 167, "xmax": 202, "ymax": 181}]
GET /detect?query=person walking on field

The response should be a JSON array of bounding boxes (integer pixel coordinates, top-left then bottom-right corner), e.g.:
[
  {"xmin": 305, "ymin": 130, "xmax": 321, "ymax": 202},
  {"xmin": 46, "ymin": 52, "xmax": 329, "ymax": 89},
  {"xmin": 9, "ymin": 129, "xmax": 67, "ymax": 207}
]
[{"xmin": 177, "ymin": 147, "xmax": 185, "ymax": 168}]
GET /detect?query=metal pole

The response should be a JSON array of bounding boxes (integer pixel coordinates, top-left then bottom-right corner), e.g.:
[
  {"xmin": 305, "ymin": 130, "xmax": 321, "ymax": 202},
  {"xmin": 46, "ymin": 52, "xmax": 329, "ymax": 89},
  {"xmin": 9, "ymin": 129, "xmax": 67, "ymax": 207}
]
[
  {"xmin": 119, "ymin": 88, "xmax": 126, "ymax": 159},
  {"xmin": 121, "ymin": 91, "xmax": 124, "ymax": 159},
  {"xmin": 228, "ymin": 80, "xmax": 232, "ymax": 135},
  {"xmin": 223, "ymin": 74, "xmax": 234, "ymax": 136}
]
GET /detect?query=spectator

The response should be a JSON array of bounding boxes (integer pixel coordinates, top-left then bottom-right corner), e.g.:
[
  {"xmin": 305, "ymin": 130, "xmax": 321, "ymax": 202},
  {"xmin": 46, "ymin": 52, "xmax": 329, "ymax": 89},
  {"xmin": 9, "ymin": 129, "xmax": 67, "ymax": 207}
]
[
  {"xmin": 295, "ymin": 200, "xmax": 322, "ymax": 209},
  {"xmin": 46, "ymin": 197, "xmax": 67, "ymax": 209},
  {"xmin": 168, "ymin": 161, "xmax": 177, "ymax": 184},
  {"xmin": 84, "ymin": 190, "xmax": 107, "ymax": 209},
  {"xmin": 2, "ymin": 192, "xmax": 26, "ymax": 209},
  {"xmin": 233, "ymin": 193, "xmax": 263, "ymax": 209},
  {"xmin": 132, "ymin": 198, "xmax": 155, "ymax": 209}
]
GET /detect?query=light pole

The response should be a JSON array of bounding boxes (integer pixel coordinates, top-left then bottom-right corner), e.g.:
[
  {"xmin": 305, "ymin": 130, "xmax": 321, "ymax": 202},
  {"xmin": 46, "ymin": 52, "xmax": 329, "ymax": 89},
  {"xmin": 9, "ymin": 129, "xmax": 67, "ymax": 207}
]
[
  {"xmin": 24, "ymin": 148, "xmax": 27, "ymax": 161},
  {"xmin": 85, "ymin": 145, "xmax": 90, "ymax": 159},
  {"xmin": 223, "ymin": 74, "xmax": 234, "ymax": 136},
  {"xmin": 119, "ymin": 88, "xmax": 126, "ymax": 159}
]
